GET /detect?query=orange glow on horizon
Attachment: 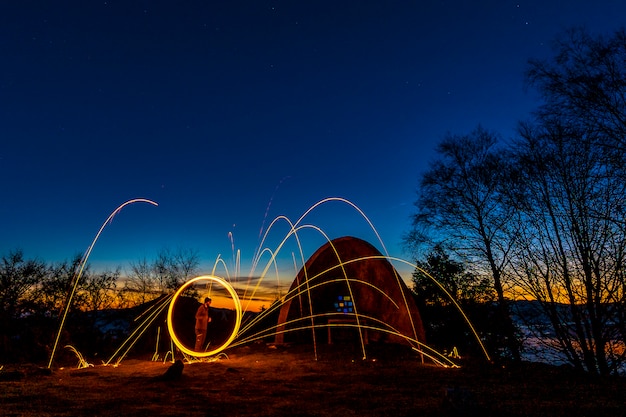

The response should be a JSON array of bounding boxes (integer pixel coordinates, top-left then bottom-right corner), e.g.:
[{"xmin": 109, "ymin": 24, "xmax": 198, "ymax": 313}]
[{"xmin": 208, "ymin": 294, "xmax": 270, "ymax": 312}]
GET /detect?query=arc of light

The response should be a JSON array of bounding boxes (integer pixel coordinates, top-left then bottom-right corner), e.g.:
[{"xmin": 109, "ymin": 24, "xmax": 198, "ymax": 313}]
[
  {"xmin": 47, "ymin": 198, "xmax": 158, "ymax": 369},
  {"xmin": 321, "ymin": 237, "xmax": 369, "ymax": 359},
  {"xmin": 211, "ymin": 254, "xmax": 231, "ymax": 280},
  {"xmin": 240, "ymin": 276, "xmax": 399, "ymax": 337},
  {"xmin": 287, "ymin": 230, "xmax": 368, "ymax": 359},
  {"xmin": 252, "ymin": 218, "xmax": 321, "ymax": 357},
  {"xmin": 167, "ymin": 275, "xmax": 242, "ymax": 357},
  {"xmin": 383, "ymin": 256, "xmax": 492, "ymax": 362},
  {"xmin": 248, "ymin": 216, "xmax": 301, "ymax": 304},
  {"xmin": 238, "ymin": 273, "xmax": 398, "ymax": 338},
  {"xmin": 241, "ymin": 246, "xmax": 281, "ymax": 307},
  {"xmin": 250, "ymin": 197, "xmax": 391, "ymax": 285},
  {"xmin": 234, "ymin": 312, "xmax": 458, "ymax": 368},
  {"xmin": 291, "ymin": 198, "xmax": 392, "ymax": 358},
  {"xmin": 248, "ymin": 198, "xmax": 489, "ymax": 360},
  {"xmin": 272, "ymin": 223, "xmax": 317, "ymax": 357},
  {"xmin": 211, "ymin": 247, "xmax": 281, "ymax": 316},
  {"xmin": 278, "ymin": 253, "xmax": 491, "ymax": 362},
  {"xmin": 235, "ymin": 249, "xmax": 241, "ymax": 279},
  {"xmin": 252, "ymin": 221, "xmax": 368, "ymax": 358},
  {"xmin": 289, "ymin": 253, "xmax": 490, "ymax": 361},
  {"xmin": 248, "ymin": 205, "xmax": 373, "ymax": 321},
  {"xmin": 240, "ymin": 247, "xmax": 276, "ymax": 310},
  {"xmin": 293, "ymin": 197, "xmax": 389, "ymax": 256},
  {"xmin": 253, "ymin": 249, "xmax": 490, "ymax": 361},
  {"xmin": 249, "ymin": 222, "xmax": 326, "ymax": 305},
  {"xmin": 248, "ymin": 218, "xmax": 320, "ymax": 333},
  {"xmin": 250, "ymin": 214, "xmax": 292, "ymax": 271},
  {"xmin": 319, "ymin": 319, "xmax": 457, "ymax": 367},
  {"xmin": 252, "ymin": 197, "xmax": 387, "ymax": 269},
  {"xmin": 263, "ymin": 247, "xmax": 283, "ymax": 300},
  {"xmin": 249, "ymin": 197, "xmax": 390, "ymax": 330}
]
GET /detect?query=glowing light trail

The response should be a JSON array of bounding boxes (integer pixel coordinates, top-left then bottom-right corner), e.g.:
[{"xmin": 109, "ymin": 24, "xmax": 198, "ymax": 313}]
[
  {"xmin": 226, "ymin": 198, "xmax": 490, "ymax": 364},
  {"xmin": 48, "ymin": 198, "xmax": 158, "ymax": 369},
  {"xmin": 106, "ymin": 293, "xmax": 173, "ymax": 365},
  {"xmin": 91, "ymin": 196, "xmax": 489, "ymax": 369},
  {"xmin": 166, "ymin": 275, "xmax": 242, "ymax": 357}
]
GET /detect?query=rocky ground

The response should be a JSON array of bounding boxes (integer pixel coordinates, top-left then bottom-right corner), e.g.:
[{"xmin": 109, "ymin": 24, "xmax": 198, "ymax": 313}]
[{"xmin": 1, "ymin": 343, "xmax": 625, "ymax": 417}]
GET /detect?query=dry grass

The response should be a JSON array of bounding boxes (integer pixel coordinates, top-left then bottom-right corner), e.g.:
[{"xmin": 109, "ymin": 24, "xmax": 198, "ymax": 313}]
[{"xmin": 1, "ymin": 343, "xmax": 625, "ymax": 417}]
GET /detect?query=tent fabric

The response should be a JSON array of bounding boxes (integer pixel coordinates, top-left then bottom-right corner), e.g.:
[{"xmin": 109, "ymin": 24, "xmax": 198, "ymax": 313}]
[{"xmin": 274, "ymin": 236, "xmax": 426, "ymax": 347}]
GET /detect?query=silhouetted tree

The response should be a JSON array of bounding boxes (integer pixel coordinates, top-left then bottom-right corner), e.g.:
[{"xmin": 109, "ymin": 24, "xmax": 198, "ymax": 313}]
[
  {"xmin": 503, "ymin": 27, "xmax": 626, "ymax": 375},
  {"xmin": 36, "ymin": 255, "xmax": 83, "ymax": 314},
  {"xmin": 0, "ymin": 250, "xmax": 47, "ymax": 361},
  {"xmin": 121, "ymin": 257, "xmax": 161, "ymax": 306},
  {"xmin": 153, "ymin": 247, "xmax": 200, "ymax": 291},
  {"xmin": 406, "ymin": 126, "xmax": 521, "ymax": 361},
  {"xmin": 82, "ymin": 269, "xmax": 120, "ymax": 312},
  {"xmin": 119, "ymin": 247, "xmax": 201, "ymax": 308},
  {"xmin": 0, "ymin": 250, "xmax": 47, "ymax": 317},
  {"xmin": 412, "ymin": 245, "xmax": 494, "ymax": 307},
  {"xmin": 527, "ymin": 27, "xmax": 626, "ymax": 154},
  {"xmin": 411, "ymin": 245, "xmax": 496, "ymax": 357}
]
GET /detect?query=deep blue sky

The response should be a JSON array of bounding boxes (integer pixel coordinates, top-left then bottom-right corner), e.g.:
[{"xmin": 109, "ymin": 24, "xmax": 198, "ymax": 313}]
[{"xmin": 1, "ymin": 1, "xmax": 625, "ymax": 280}]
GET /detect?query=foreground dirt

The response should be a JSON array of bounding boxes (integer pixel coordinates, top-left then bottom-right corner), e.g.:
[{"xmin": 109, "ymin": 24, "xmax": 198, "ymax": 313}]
[{"xmin": 1, "ymin": 344, "xmax": 625, "ymax": 417}]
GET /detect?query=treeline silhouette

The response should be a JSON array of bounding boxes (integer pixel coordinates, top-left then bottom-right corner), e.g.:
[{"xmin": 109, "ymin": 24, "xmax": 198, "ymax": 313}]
[
  {"xmin": 407, "ymin": 27, "xmax": 626, "ymax": 376},
  {"xmin": 0, "ymin": 247, "xmax": 200, "ymax": 364}
]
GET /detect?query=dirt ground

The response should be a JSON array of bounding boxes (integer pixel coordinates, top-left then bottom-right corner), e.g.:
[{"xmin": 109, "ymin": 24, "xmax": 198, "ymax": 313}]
[{"xmin": 1, "ymin": 343, "xmax": 625, "ymax": 417}]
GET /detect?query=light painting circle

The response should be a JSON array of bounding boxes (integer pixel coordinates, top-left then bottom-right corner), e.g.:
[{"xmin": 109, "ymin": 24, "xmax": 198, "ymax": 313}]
[{"xmin": 167, "ymin": 275, "xmax": 242, "ymax": 357}]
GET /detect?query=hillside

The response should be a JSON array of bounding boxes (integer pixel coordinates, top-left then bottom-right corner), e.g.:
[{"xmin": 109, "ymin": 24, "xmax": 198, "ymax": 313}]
[{"xmin": 2, "ymin": 343, "xmax": 625, "ymax": 417}]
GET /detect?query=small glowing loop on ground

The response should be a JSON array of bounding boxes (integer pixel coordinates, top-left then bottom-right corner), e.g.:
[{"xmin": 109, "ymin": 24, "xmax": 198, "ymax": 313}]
[{"xmin": 167, "ymin": 275, "xmax": 242, "ymax": 358}]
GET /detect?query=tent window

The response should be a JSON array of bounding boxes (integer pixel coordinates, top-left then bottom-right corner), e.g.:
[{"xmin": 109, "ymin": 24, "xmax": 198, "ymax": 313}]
[{"xmin": 334, "ymin": 295, "xmax": 353, "ymax": 314}]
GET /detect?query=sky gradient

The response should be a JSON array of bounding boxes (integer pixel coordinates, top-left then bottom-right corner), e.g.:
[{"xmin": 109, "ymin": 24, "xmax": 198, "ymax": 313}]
[{"xmin": 2, "ymin": 1, "xmax": 625, "ymax": 284}]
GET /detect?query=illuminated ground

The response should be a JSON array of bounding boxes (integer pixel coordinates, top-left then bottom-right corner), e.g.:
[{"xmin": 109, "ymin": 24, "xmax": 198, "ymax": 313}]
[{"xmin": 1, "ymin": 344, "xmax": 625, "ymax": 417}]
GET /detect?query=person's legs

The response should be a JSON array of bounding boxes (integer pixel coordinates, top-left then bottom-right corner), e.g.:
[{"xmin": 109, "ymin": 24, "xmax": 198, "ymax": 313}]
[{"xmin": 195, "ymin": 328, "xmax": 206, "ymax": 351}]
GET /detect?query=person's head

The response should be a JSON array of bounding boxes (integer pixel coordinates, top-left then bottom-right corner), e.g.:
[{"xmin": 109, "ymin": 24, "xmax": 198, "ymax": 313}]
[{"xmin": 204, "ymin": 297, "xmax": 211, "ymax": 305}]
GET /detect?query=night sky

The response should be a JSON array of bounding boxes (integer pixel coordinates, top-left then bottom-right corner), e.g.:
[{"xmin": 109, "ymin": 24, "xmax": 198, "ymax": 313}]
[{"xmin": 2, "ymin": 1, "xmax": 625, "ymax": 281}]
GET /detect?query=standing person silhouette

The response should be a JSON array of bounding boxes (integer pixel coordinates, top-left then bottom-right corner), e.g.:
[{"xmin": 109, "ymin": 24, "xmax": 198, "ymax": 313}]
[{"xmin": 194, "ymin": 297, "xmax": 212, "ymax": 352}]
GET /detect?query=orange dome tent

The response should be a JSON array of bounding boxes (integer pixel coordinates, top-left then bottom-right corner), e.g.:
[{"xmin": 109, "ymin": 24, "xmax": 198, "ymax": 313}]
[{"xmin": 275, "ymin": 236, "xmax": 426, "ymax": 351}]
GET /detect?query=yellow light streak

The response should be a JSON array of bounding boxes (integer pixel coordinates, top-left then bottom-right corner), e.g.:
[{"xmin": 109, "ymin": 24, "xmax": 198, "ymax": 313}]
[
  {"xmin": 48, "ymin": 198, "xmax": 158, "ymax": 369},
  {"xmin": 167, "ymin": 275, "xmax": 242, "ymax": 358},
  {"xmin": 64, "ymin": 345, "xmax": 93, "ymax": 369},
  {"xmin": 106, "ymin": 293, "xmax": 173, "ymax": 365},
  {"xmin": 236, "ymin": 197, "xmax": 491, "ymax": 365},
  {"xmin": 83, "ymin": 196, "xmax": 490, "ymax": 369}
]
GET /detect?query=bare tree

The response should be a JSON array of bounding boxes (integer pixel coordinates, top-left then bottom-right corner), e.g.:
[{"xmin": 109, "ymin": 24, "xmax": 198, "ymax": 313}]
[
  {"xmin": 411, "ymin": 245, "xmax": 496, "ymax": 357},
  {"xmin": 504, "ymin": 29, "xmax": 626, "ymax": 375},
  {"xmin": 503, "ymin": 27, "xmax": 626, "ymax": 375},
  {"xmin": 527, "ymin": 27, "xmax": 626, "ymax": 154},
  {"xmin": 406, "ymin": 126, "xmax": 521, "ymax": 361},
  {"xmin": 121, "ymin": 247, "xmax": 201, "ymax": 306},
  {"xmin": 508, "ymin": 106, "xmax": 626, "ymax": 376},
  {"xmin": 0, "ymin": 250, "xmax": 47, "ymax": 360},
  {"xmin": 122, "ymin": 258, "xmax": 161, "ymax": 306},
  {"xmin": 153, "ymin": 247, "xmax": 200, "ymax": 290},
  {"xmin": 36, "ymin": 255, "xmax": 83, "ymax": 314},
  {"xmin": 0, "ymin": 250, "xmax": 47, "ymax": 317},
  {"xmin": 81, "ymin": 269, "xmax": 120, "ymax": 313},
  {"xmin": 412, "ymin": 245, "xmax": 494, "ymax": 307}
]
